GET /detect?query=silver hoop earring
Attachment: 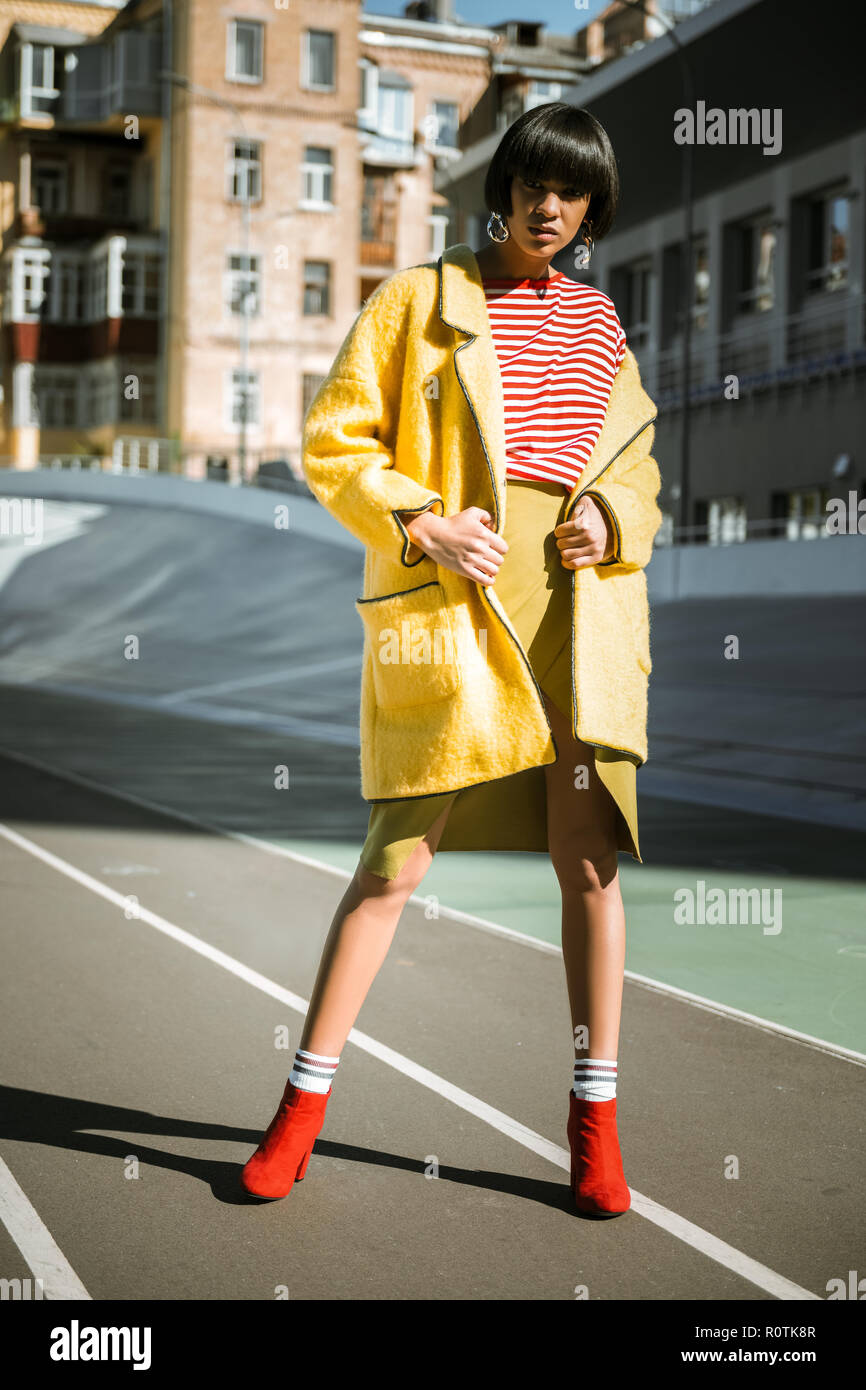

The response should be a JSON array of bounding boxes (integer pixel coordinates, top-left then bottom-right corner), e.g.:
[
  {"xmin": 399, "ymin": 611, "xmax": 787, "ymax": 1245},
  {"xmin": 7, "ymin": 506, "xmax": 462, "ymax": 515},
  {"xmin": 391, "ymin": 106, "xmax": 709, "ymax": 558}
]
[
  {"xmin": 573, "ymin": 221, "xmax": 594, "ymax": 269},
  {"xmin": 487, "ymin": 212, "xmax": 510, "ymax": 243}
]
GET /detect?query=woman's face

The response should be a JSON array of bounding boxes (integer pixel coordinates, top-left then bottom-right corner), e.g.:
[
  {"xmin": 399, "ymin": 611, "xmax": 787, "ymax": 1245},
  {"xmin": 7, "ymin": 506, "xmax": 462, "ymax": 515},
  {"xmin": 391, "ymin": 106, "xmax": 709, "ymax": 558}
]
[{"xmin": 506, "ymin": 173, "xmax": 591, "ymax": 258}]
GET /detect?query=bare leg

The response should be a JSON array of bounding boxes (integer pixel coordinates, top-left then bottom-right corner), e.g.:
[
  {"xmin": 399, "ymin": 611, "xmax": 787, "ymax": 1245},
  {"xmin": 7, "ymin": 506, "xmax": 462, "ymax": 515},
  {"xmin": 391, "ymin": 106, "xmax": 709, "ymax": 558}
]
[
  {"xmin": 298, "ymin": 801, "xmax": 454, "ymax": 1058},
  {"xmin": 541, "ymin": 693, "xmax": 626, "ymax": 1062}
]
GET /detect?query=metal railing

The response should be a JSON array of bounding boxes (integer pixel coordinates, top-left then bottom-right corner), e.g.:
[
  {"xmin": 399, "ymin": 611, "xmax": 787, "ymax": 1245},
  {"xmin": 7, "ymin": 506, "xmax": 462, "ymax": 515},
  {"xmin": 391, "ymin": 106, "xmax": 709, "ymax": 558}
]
[
  {"xmin": 636, "ymin": 292, "xmax": 866, "ymax": 404},
  {"xmin": 656, "ymin": 516, "xmax": 854, "ymax": 546}
]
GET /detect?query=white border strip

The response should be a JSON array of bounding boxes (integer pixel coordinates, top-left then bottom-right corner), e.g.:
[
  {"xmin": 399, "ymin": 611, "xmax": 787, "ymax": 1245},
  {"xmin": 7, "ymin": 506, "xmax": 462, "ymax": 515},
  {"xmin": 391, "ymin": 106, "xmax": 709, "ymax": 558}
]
[
  {"xmin": 0, "ymin": 821, "xmax": 819, "ymax": 1301},
  {"xmin": 0, "ymin": 1155, "xmax": 91, "ymax": 1301},
  {"xmin": 0, "ymin": 743, "xmax": 862, "ymax": 1067}
]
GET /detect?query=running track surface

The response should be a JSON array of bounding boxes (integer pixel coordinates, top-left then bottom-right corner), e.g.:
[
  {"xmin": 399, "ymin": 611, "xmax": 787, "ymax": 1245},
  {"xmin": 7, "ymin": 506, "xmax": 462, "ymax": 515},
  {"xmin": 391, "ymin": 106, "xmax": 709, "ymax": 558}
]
[{"xmin": 0, "ymin": 494, "xmax": 863, "ymax": 1299}]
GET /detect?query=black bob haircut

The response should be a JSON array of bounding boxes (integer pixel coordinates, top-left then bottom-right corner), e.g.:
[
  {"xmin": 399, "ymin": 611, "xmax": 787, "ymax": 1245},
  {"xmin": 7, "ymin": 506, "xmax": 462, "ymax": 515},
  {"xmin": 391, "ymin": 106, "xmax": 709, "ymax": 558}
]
[{"xmin": 483, "ymin": 103, "xmax": 620, "ymax": 240}]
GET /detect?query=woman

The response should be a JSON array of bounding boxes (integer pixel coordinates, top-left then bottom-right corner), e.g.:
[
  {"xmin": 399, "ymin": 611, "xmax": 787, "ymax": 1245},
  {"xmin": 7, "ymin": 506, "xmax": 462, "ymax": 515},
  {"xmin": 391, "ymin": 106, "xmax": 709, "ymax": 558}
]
[{"xmin": 240, "ymin": 104, "xmax": 662, "ymax": 1218}]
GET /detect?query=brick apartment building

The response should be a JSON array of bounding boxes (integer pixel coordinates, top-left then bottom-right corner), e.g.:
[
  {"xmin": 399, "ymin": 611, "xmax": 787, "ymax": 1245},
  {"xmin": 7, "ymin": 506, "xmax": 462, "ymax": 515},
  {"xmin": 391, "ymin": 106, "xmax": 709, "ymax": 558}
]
[{"xmin": 0, "ymin": 0, "xmax": 564, "ymax": 480}]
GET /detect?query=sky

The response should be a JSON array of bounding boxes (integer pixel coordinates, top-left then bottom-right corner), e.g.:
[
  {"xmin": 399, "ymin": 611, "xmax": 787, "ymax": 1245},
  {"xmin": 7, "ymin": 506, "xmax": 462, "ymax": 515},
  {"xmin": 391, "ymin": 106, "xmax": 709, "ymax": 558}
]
[{"xmin": 361, "ymin": 1, "xmax": 613, "ymax": 30}]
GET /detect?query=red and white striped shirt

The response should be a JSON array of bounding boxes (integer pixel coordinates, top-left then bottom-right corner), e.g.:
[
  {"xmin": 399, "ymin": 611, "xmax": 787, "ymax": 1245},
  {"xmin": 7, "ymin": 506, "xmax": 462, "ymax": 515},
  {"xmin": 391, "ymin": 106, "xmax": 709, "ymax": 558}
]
[{"xmin": 482, "ymin": 271, "xmax": 627, "ymax": 492}]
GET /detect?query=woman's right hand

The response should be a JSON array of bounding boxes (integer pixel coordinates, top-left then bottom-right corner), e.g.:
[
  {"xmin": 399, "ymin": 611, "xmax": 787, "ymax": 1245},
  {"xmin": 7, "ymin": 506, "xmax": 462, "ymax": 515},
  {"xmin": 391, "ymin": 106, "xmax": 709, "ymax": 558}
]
[{"xmin": 405, "ymin": 508, "xmax": 508, "ymax": 585}]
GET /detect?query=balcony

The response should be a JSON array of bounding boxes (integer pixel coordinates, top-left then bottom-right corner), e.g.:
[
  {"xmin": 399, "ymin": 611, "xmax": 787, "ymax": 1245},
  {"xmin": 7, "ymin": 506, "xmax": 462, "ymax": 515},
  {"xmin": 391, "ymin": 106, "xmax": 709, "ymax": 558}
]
[
  {"xmin": 60, "ymin": 31, "xmax": 161, "ymax": 123},
  {"xmin": 360, "ymin": 240, "xmax": 395, "ymax": 268},
  {"xmin": 1, "ymin": 235, "xmax": 163, "ymax": 338},
  {"xmin": 0, "ymin": 30, "xmax": 161, "ymax": 128},
  {"xmin": 8, "ymin": 208, "xmax": 141, "ymax": 246},
  {"xmin": 634, "ymin": 292, "xmax": 865, "ymax": 405},
  {"xmin": 360, "ymin": 131, "xmax": 421, "ymax": 169}
]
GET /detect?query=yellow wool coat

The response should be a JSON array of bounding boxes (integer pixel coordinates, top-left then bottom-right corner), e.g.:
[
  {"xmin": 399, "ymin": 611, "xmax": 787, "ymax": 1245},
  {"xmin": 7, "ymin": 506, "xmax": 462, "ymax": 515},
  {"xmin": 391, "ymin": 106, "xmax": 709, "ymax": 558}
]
[{"xmin": 302, "ymin": 242, "xmax": 663, "ymax": 857}]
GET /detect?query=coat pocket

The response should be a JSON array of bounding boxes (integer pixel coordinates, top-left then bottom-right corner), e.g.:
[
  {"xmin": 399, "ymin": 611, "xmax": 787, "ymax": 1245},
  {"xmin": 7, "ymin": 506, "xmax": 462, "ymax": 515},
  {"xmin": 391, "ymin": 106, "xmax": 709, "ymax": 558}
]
[{"xmin": 355, "ymin": 580, "xmax": 462, "ymax": 710}]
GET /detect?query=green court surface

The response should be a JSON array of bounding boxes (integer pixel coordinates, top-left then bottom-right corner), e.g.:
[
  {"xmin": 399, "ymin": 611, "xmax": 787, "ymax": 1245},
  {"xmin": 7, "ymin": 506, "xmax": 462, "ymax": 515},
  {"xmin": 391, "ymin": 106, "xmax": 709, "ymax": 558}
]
[{"xmin": 277, "ymin": 835, "xmax": 866, "ymax": 1056}]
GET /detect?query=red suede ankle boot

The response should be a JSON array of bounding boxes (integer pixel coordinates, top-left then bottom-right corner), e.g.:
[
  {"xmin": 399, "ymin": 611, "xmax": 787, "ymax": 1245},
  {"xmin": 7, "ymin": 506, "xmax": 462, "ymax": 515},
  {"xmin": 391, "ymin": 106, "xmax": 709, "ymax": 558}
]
[
  {"xmin": 240, "ymin": 1080, "xmax": 332, "ymax": 1200},
  {"xmin": 567, "ymin": 1092, "xmax": 631, "ymax": 1216}
]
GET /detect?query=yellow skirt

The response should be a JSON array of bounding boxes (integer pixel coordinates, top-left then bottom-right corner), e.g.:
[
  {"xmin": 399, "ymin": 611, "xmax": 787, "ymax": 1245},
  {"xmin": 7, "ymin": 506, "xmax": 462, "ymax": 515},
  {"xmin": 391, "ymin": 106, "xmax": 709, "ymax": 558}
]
[{"xmin": 360, "ymin": 478, "xmax": 641, "ymax": 880}]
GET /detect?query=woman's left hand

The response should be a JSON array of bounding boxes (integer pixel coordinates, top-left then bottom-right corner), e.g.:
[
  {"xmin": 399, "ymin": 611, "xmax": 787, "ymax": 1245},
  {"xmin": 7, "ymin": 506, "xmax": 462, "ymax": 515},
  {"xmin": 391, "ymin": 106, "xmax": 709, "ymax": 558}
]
[{"xmin": 554, "ymin": 496, "xmax": 615, "ymax": 569}]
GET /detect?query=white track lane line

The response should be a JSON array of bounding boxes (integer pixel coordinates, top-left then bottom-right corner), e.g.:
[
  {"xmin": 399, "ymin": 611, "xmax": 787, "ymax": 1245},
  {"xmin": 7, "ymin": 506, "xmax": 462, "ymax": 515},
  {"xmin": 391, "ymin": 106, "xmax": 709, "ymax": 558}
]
[
  {"xmin": 0, "ymin": 1154, "xmax": 91, "ymax": 1300},
  {"xmin": 0, "ymin": 743, "xmax": 862, "ymax": 1068},
  {"xmin": 0, "ymin": 821, "xmax": 820, "ymax": 1301}
]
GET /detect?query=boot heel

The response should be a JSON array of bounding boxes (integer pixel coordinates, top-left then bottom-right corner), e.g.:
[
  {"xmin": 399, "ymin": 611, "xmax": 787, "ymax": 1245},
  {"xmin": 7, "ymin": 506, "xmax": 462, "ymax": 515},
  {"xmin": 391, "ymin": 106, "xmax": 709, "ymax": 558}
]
[{"xmin": 295, "ymin": 1147, "xmax": 313, "ymax": 1182}]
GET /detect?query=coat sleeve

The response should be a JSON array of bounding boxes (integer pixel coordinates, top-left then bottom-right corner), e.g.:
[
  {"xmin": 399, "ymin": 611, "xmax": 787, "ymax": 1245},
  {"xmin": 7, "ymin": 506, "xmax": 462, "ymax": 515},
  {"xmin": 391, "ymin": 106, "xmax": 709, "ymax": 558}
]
[
  {"xmin": 581, "ymin": 355, "xmax": 663, "ymax": 572},
  {"xmin": 302, "ymin": 274, "xmax": 445, "ymax": 569}
]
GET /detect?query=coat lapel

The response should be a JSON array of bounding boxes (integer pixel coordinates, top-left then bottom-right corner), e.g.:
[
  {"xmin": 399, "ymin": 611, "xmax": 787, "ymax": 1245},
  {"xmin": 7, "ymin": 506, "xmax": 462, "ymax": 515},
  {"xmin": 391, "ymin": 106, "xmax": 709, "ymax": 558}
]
[
  {"xmin": 438, "ymin": 244, "xmax": 507, "ymax": 528},
  {"xmin": 437, "ymin": 243, "xmax": 657, "ymax": 526}
]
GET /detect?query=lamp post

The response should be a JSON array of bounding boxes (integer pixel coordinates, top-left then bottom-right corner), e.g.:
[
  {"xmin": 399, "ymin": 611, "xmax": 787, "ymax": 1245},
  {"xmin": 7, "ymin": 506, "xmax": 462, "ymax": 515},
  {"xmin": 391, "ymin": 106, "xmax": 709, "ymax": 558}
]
[
  {"xmin": 615, "ymin": 1, "xmax": 695, "ymax": 546},
  {"xmin": 159, "ymin": 70, "xmax": 252, "ymax": 486}
]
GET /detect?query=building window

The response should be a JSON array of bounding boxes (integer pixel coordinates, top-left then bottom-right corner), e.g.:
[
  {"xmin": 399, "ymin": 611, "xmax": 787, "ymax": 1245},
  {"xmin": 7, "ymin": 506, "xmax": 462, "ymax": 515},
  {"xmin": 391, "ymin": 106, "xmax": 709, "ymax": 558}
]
[
  {"xmin": 694, "ymin": 496, "xmax": 747, "ymax": 545},
  {"xmin": 303, "ymin": 261, "xmax": 330, "ymax": 315},
  {"xmin": 302, "ymin": 373, "xmax": 326, "ymax": 421},
  {"xmin": 663, "ymin": 236, "xmax": 710, "ymax": 342},
  {"xmin": 303, "ymin": 31, "xmax": 336, "ymax": 90},
  {"xmin": 227, "ymin": 19, "xmax": 264, "ymax": 82},
  {"xmin": 86, "ymin": 362, "xmax": 116, "ymax": 425},
  {"xmin": 227, "ymin": 140, "xmax": 262, "ymax": 203},
  {"xmin": 300, "ymin": 147, "xmax": 334, "ymax": 206},
  {"xmin": 501, "ymin": 88, "xmax": 524, "ymax": 129},
  {"xmin": 654, "ymin": 512, "xmax": 676, "ymax": 547},
  {"xmin": 120, "ymin": 249, "xmax": 161, "ymax": 316},
  {"xmin": 735, "ymin": 216, "xmax": 776, "ymax": 315},
  {"xmin": 88, "ymin": 249, "xmax": 109, "ymax": 320},
  {"xmin": 32, "ymin": 159, "xmax": 68, "ymax": 214},
  {"xmin": 379, "ymin": 80, "xmax": 412, "ymax": 143},
  {"xmin": 362, "ymin": 173, "xmax": 390, "ymax": 239},
  {"xmin": 44, "ymin": 251, "xmax": 86, "ymax": 322},
  {"xmin": 34, "ymin": 367, "xmax": 80, "ymax": 427},
  {"xmin": 361, "ymin": 173, "xmax": 397, "ymax": 264},
  {"xmin": 5, "ymin": 242, "xmax": 162, "ymax": 325},
  {"xmin": 427, "ymin": 100, "xmax": 459, "ymax": 149},
  {"xmin": 225, "ymin": 252, "xmax": 261, "ymax": 316},
  {"xmin": 104, "ymin": 164, "xmax": 132, "ymax": 221},
  {"xmin": 106, "ymin": 35, "xmax": 124, "ymax": 102},
  {"xmin": 691, "ymin": 236, "xmax": 710, "ymax": 331},
  {"xmin": 770, "ymin": 488, "xmax": 833, "ymax": 540},
  {"xmin": 618, "ymin": 260, "xmax": 652, "ymax": 348},
  {"xmin": 365, "ymin": 77, "xmax": 414, "ymax": 162},
  {"xmin": 525, "ymin": 80, "xmax": 561, "ymax": 110},
  {"xmin": 226, "ymin": 369, "xmax": 260, "ymax": 430},
  {"xmin": 20, "ymin": 42, "xmax": 58, "ymax": 117},
  {"xmin": 118, "ymin": 361, "xmax": 158, "ymax": 423},
  {"xmin": 428, "ymin": 204, "xmax": 456, "ymax": 258},
  {"xmin": 806, "ymin": 189, "xmax": 849, "ymax": 293}
]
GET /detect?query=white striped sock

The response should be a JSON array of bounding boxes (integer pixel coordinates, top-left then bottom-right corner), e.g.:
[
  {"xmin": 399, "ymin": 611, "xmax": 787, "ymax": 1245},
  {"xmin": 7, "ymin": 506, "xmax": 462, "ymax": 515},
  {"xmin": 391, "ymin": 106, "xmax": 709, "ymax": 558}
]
[
  {"xmin": 289, "ymin": 1048, "xmax": 340, "ymax": 1095},
  {"xmin": 573, "ymin": 1057, "xmax": 617, "ymax": 1102}
]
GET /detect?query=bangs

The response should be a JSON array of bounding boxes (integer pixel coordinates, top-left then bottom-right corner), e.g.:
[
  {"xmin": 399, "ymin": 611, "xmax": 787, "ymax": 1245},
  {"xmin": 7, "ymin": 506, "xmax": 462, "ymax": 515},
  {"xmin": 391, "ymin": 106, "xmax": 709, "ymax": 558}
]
[
  {"xmin": 484, "ymin": 103, "xmax": 620, "ymax": 238},
  {"xmin": 505, "ymin": 114, "xmax": 611, "ymax": 200}
]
